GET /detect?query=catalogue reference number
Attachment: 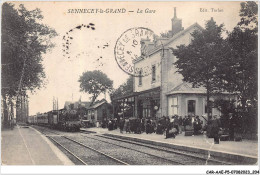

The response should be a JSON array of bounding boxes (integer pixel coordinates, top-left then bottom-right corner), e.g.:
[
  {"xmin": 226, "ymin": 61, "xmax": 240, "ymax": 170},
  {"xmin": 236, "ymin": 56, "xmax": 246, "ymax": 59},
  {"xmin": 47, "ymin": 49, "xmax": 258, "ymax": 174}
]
[{"xmin": 206, "ymin": 170, "xmax": 259, "ymax": 174}]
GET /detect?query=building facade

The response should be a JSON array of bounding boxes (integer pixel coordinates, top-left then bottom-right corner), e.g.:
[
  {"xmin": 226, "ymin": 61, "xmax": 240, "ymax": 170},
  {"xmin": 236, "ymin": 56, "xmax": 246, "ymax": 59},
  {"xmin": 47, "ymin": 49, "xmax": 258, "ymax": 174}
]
[
  {"xmin": 132, "ymin": 8, "xmax": 236, "ymax": 122},
  {"xmin": 86, "ymin": 99, "xmax": 111, "ymax": 127}
]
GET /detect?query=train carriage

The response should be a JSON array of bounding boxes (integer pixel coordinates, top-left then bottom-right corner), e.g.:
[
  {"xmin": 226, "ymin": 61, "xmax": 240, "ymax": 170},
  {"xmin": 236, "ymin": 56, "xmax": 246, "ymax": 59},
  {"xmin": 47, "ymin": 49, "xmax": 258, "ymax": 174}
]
[
  {"xmin": 48, "ymin": 110, "xmax": 59, "ymax": 128},
  {"xmin": 37, "ymin": 113, "xmax": 48, "ymax": 125},
  {"xmin": 31, "ymin": 108, "xmax": 81, "ymax": 132}
]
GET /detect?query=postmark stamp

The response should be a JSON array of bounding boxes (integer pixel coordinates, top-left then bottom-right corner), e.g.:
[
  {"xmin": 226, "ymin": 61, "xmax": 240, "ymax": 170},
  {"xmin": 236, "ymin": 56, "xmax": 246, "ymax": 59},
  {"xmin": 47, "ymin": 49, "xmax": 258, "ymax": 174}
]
[
  {"xmin": 114, "ymin": 27, "xmax": 157, "ymax": 77},
  {"xmin": 62, "ymin": 23, "xmax": 95, "ymax": 60},
  {"xmin": 62, "ymin": 23, "xmax": 111, "ymax": 69}
]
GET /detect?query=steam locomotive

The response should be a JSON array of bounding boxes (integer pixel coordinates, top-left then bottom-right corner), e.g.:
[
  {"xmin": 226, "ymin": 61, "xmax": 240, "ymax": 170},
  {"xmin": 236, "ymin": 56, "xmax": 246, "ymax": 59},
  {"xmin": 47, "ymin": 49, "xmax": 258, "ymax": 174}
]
[{"xmin": 27, "ymin": 108, "xmax": 81, "ymax": 132}]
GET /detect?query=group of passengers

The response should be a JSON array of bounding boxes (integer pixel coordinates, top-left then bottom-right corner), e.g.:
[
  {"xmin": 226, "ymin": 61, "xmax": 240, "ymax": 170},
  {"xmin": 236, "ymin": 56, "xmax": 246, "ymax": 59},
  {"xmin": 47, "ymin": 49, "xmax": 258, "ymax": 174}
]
[{"xmin": 103, "ymin": 115, "xmax": 208, "ymax": 139}]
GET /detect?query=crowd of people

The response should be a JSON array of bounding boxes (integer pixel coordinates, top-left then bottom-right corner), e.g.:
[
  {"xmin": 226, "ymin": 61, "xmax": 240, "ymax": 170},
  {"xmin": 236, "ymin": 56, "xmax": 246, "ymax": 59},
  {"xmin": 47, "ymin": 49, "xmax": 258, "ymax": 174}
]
[
  {"xmin": 102, "ymin": 115, "xmax": 210, "ymax": 139},
  {"xmin": 98, "ymin": 112, "xmax": 243, "ymax": 144}
]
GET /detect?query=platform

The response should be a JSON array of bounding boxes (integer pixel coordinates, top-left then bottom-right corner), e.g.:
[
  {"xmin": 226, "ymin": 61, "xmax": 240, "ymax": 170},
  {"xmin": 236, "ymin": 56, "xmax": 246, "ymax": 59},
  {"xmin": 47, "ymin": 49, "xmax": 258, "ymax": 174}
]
[{"xmin": 1, "ymin": 125, "xmax": 74, "ymax": 165}]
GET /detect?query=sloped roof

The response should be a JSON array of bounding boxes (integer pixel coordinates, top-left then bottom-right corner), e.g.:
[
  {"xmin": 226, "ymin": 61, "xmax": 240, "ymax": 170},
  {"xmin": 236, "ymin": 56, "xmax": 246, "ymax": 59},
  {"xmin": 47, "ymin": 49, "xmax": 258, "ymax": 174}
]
[
  {"xmin": 164, "ymin": 23, "xmax": 203, "ymax": 47},
  {"xmin": 167, "ymin": 82, "xmax": 206, "ymax": 95},
  {"xmin": 88, "ymin": 99, "xmax": 107, "ymax": 109},
  {"xmin": 149, "ymin": 23, "xmax": 203, "ymax": 55},
  {"xmin": 135, "ymin": 23, "xmax": 203, "ymax": 63}
]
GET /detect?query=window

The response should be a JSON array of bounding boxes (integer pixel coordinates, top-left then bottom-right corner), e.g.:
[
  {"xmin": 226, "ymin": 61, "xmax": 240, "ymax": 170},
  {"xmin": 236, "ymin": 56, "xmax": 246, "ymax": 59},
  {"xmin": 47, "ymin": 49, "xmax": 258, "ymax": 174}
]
[
  {"xmin": 168, "ymin": 97, "xmax": 178, "ymax": 116},
  {"xmin": 143, "ymin": 108, "xmax": 150, "ymax": 118},
  {"xmin": 188, "ymin": 100, "xmax": 196, "ymax": 115},
  {"xmin": 138, "ymin": 70, "xmax": 142, "ymax": 86},
  {"xmin": 152, "ymin": 65, "xmax": 156, "ymax": 82}
]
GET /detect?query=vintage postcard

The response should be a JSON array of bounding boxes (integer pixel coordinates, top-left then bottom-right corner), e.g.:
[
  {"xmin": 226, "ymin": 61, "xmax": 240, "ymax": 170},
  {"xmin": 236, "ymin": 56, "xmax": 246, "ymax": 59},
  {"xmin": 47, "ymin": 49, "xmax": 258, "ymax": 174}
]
[{"xmin": 1, "ymin": 1, "xmax": 258, "ymax": 174}]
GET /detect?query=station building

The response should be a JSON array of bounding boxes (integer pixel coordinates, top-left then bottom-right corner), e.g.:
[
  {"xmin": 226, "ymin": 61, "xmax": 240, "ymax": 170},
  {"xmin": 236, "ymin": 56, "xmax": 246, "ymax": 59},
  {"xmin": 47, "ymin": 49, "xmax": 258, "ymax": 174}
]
[
  {"xmin": 86, "ymin": 99, "xmax": 111, "ymax": 127},
  {"xmin": 114, "ymin": 8, "xmax": 236, "ymax": 123}
]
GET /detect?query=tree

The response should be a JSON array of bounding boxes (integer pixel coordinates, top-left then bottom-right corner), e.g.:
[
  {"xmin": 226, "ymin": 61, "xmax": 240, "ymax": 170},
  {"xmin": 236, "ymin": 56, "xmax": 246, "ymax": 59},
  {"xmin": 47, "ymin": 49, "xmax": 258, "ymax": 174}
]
[
  {"xmin": 79, "ymin": 70, "xmax": 113, "ymax": 104},
  {"xmin": 110, "ymin": 76, "xmax": 133, "ymax": 100},
  {"xmin": 218, "ymin": 27, "xmax": 257, "ymax": 108},
  {"xmin": 216, "ymin": 2, "xmax": 258, "ymax": 134},
  {"xmin": 2, "ymin": 3, "xmax": 57, "ymax": 97},
  {"xmin": 238, "ymin": 1, "xmax": 258, "ymax": 30},
  {"xmin": 214, "ymin": 99, "xmax": 236, "ymax": 129},
  {"xmin": 172, "ymin": 18, "xmax": 225, "ymax": 118},
  {"xmin": 1, "ymin": 3, "xmax": 57, "ymax": 126},
  {"xmin": 220, "ymin": 1, "xmax": 257, "ymax": 105}
]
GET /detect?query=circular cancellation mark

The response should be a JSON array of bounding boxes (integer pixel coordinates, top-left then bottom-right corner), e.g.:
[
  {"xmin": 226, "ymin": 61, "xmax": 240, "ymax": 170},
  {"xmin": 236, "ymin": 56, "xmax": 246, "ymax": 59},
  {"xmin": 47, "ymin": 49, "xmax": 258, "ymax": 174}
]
[{"xmin": 114, "ymin": 27, "xmax": 157, "ymax": 77}]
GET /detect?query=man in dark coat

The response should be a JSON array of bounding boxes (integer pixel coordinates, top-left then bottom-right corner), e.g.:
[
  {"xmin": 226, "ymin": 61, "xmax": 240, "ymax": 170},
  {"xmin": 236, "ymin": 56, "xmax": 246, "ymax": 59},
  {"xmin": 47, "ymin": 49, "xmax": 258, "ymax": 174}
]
[
  {"xmin": 156, "ymin": 121, "xmax": 163, "ymax": 134},
  {"xmin": 108, "ymin": 119, "xmax": 113, "ymax": 131},
  {"xmin": 183, "ymin": 116, "xmax": 188, "ymax": 131},
  {"xmin": 165, "ymin": 118, "xmax": 171, "ymax": 139},
  {"xmin": 173, "ymin": 115, "xmax": 179, "ymax": 134},
  {"xmin": 228, "ymin": 113, "xmax": 235, "ymax": 141},
  {"xmin": 119, "ymin": 118, "xmax": 125, "ymax": 133},
  {"xmin": 136, "ymin": 118, "xmax": 141, "ymax": 134},
  {"xmin": 193, "ymin": 116, "xmax": 202, "ymax": 135},
  {"xmin": 146, "ymin": 119, "xmax": 152, "ymax": 134},
  {"xmin": 165, "ymin": 118, "xmax": 177, "ymax": 139},
  {"xmin": 113, "ymin": 118, "xmax": 118, "ymax": 129},
  {"xmin": 211, "ymin": 115, "xmax": 221, "ymax": 144},
  {"xmin": 125, "ymin": 118, "xmax": 130, "ymax": 133}
]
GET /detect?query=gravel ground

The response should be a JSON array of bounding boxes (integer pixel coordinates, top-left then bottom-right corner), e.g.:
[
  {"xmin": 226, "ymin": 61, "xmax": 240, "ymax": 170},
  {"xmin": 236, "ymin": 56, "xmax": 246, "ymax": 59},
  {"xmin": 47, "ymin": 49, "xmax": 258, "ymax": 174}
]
[
  {"xmin": 51, "ymin": 136, "xmax": 123, "ymax": 165},
  {"xmin": 97, "ymin": 135, "xmax": 236, "ymax": 165},
  {"xmin": 77, "ymin": 134, "xmax": 207, "ymax": 165},
  {"xmin": 68, "ymin": 135, "xmax": 183, "ymax": 165},
  {"xmin": 95, "ymin": 135, "xmax": 228, "ymax": 165},
  {"xmin": 32, "ymin": 126, "xmax": 231, "ymax": 165},
  {"xmin": 48, "ymin": 137, "xmax": 85, "ymax": 165}
]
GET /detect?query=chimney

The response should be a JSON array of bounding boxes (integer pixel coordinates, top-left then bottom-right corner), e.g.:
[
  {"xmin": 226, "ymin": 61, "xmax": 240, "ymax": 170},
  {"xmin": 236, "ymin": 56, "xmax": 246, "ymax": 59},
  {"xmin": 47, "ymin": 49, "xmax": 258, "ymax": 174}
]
[
  {"xmin": 174, "ymin": 7, "xmax": 177, "ymax": 19},
  {"xmin": 171, "ymin": 7, "xmax": 184, "ymax": 36}
]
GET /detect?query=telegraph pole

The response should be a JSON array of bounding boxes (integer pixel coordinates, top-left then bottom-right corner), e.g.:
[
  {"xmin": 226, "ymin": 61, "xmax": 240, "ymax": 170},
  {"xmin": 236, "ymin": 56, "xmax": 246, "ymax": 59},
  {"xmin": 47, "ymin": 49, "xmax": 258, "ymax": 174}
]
[
  {"xmin": 52, "ymin": 96, "xmax": 53, "ymax": 111},
  {"xmin": 57, "ymin": 97, "xmax": 59, "ymax": 110}
]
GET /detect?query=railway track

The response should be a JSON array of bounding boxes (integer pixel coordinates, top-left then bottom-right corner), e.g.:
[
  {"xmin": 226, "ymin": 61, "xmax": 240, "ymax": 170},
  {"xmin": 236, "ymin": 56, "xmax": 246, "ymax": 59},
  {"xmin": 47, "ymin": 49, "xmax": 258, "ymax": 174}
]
[
  {"xmin": 80, "ymin": 134, "xmax": 233, "ymax": 165},
  {"xmin": 33, "ymin": 126, "xmax": 128, "ymax": 165},
  {"xmin": 80, "ymin": 134, "xmax": 187, "ymax": 165},
  {"xmin": 51, "ymin": 135, "xmax": 129, "ymax": 165},
  {"xmin": 94, "ymin": 134, "xmax": 235, "ymax": 165},
  {"xmin": 34, "ymin": 126, "xmax": 184, "ymax": 165},
  {"xmin": 33, "ymin": 126, "xmax": 237, "ymax": 165},
  {"xmin": 47, "ymin": 136, "xmax": 88, "ymax": 165}
]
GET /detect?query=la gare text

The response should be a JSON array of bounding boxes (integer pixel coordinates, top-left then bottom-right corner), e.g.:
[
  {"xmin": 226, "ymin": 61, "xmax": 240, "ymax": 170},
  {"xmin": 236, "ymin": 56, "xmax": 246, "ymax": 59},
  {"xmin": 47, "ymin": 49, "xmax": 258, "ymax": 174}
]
[{"xmin": 67, "ymin": 8, "xmax": 156, "ymax": 14}]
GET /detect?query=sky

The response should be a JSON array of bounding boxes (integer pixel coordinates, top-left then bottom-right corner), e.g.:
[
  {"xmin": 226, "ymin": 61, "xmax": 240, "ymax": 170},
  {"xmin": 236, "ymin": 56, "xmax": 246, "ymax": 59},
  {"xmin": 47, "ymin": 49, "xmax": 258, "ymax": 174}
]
[{"xmin": 11, "ymin": 1, "xmax": 242, "ymax": 115}]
